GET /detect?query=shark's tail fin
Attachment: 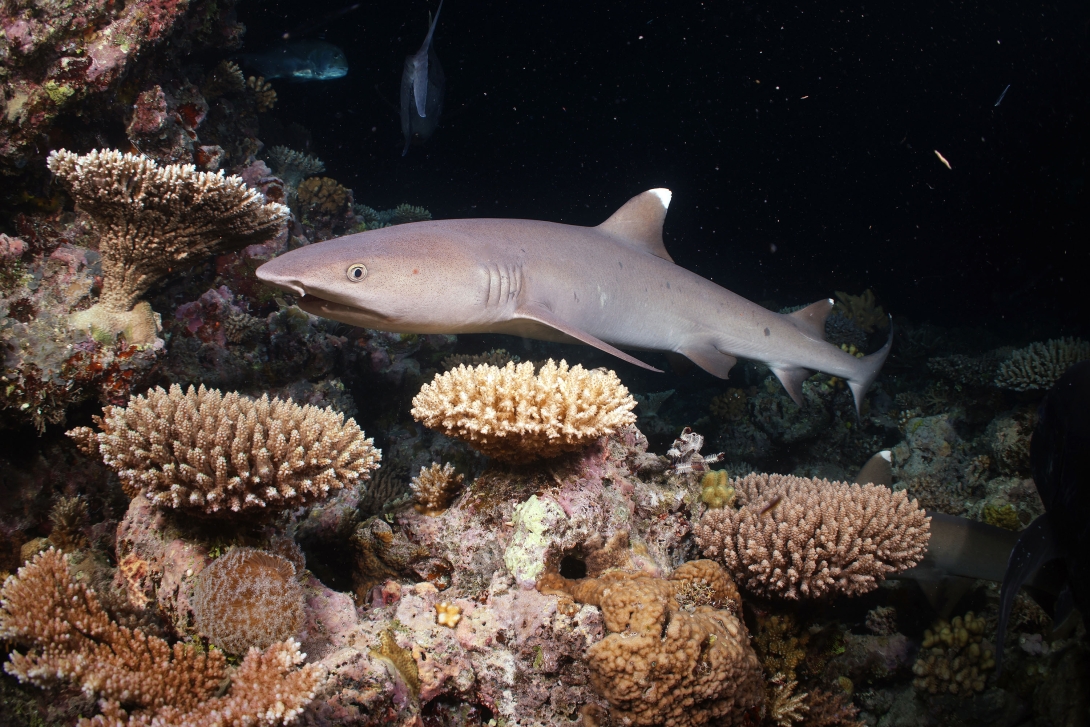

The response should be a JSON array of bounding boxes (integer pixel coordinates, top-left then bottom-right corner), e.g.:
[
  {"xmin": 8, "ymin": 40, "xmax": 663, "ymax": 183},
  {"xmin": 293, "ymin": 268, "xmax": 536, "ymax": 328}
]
[{"xmin": 847, "ymin": 319, "xmax": 893, "ymax": 414}]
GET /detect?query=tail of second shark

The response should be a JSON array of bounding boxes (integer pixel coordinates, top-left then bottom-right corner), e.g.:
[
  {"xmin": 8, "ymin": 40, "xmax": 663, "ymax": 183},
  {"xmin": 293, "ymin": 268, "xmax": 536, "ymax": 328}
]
[{"xmin": 847, "ymin": 323, "xmax": 893, "ymax": 413}]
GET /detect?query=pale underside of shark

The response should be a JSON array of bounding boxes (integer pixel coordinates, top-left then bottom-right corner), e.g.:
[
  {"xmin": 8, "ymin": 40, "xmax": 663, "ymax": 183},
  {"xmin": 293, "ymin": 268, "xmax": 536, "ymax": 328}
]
[{"xmin": 256, "ymin": 188, "xmax": 892, "ymax": 411}]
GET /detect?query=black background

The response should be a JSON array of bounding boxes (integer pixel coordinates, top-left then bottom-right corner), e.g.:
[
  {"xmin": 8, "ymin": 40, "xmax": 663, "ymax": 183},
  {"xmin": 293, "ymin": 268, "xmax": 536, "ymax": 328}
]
[{"xmin": 238, "ymin": 0, "xmax": 1088, "ymax": 336}]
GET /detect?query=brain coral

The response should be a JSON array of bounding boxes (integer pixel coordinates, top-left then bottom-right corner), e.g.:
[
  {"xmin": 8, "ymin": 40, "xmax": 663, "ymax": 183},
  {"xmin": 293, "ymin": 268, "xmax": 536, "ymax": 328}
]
[
  {"xmin": 68, "ymin": 384, "xmax": 381, "ymax": 516},
  {"xmin": 694, "ymin": 472, "xmax": 930, "ymax": 599},
  {"xmin": 411, "ymin": 359, "xmax": 637, "ymax": 461},
  {"xmin": 193, "ymin": 548, "xmax": 305, "ymax": 655},
  {"xmin": 539, "ymin": 560, "xmax": 763, "ymax": 727}
]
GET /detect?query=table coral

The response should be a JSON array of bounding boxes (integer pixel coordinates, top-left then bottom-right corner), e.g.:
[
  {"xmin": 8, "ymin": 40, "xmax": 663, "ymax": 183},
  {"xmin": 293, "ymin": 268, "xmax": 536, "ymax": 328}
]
[
  {"xmin": 539, "ymin": 560, "xmax": 763, "ymax": 727},
  {"xmin": 0, "ymin": 549, "xmax": 324, "ymax": 726},
  {"xmin": 68, "ymin": 383, "xmax": 380, "ymax": 516},
  {"xmin": 411, "ymin": 359, "xmax": 637, "ymax": 461},
  {"xmin": 694, "ymin": 473, "xmax": 930, "ymax": 599},
  {"xmin": 46, "ymin": 149, "xmax": 289, "ymax": 343}
]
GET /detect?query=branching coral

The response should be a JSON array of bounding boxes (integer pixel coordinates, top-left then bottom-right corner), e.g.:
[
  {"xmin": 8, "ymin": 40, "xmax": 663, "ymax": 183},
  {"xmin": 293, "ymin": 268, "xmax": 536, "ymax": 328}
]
[
  {"xmin": 247, "ymin": 76, "xmax": 278, "ymax": 112},
  {"xmin": 440, "ymin": 348, "xmax": 519, "ymax": 371},
  {"xmin": 994, "ymin": 337, "xmax": 1090, "ymax": 391},
  {"xmin": 0, "ymin": 549, "xmax": 324, "ymax": 726},
  {"xmin": 46, "ymin": 149, "xmax": 289, "ymax": 343},
  {"xmin": 411, "ymin": 359, "xmax": 637, "ymax": 461},
  {"xmin": 694, "ymin": 473, "xmax": 930, "ymax": 599},
  {"xmin": 912, "ymin": 611, "xmax": 994, "ymax": 695},
  {"xmin": 68, "ymin": 384, "xmax": 380, "ymax": 516},
  {"xmin": 538, "ymin": 560, "xmax": 763, "ymax": 727},
  {"xmin": 193, "ymin": 548, "xmax": 305, "ymax": 655},
  {"xmin": 268, "ymin": 146, "xmax": 325, "ymax": 188},
  {"xmin": 411, "ymin": 462, "xmax": 465, "ymax": 515}
]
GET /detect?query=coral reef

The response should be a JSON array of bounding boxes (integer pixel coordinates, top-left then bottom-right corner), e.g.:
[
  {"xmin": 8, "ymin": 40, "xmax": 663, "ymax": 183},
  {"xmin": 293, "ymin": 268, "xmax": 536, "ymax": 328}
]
[
  {"xmin": 994, "ymin": 337, "xmax": 1090, "ymax": 391},
  {"xmin": 268, "ymin": 146, "xmax": 325, "ymax": 188},
  {"xmin": 0, "ymin": 549, "xmax": 324, "ymax": 726},
  {"xmin": 47, "ymin": 149, "xmax": 289, "ymax": 343},
  {"xmin": 193, "ymin": 547, "xmax": 305, "ymax": 654},
  {"xmin": 694, "ymin": 473, "xmax": 930, "ymax": 599},
  {"xmin": 68, "ymin": 383, "xmax": 380, "ymax": 516},
  {"xmin": 833, "ymin": 289, "xmax": 888, "ymax": 333},
  {"xmin": 411, "ymin": 462, "xmax": 465, "ymax": 515},
  {"xmin": 912, "ymin": 612, "xmax": 995, "ymax": 695},
  {"xmin": 539, "ymin": 560, "xmax": 764, "ymax": 726},
  {"xmin": 297, "ymin": 177, "xmax": 349, "ymax": 215},
  {"xmin": 411, "ymin": 359, "xmax": 637, "ymax": 461}
]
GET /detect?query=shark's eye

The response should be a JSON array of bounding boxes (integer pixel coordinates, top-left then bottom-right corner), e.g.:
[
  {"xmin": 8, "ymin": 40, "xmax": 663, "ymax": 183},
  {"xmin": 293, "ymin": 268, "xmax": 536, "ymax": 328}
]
[{"xmin": 347, "ymin": 264, "xmax": 367, "ymax": 281}]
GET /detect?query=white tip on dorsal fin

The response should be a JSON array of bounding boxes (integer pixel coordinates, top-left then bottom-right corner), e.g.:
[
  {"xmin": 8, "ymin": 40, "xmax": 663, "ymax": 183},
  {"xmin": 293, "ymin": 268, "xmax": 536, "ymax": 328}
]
[
  {"xmin": 596, "ymin": 188, "xmax": 674, "ymax": 262},
  {"xmin": 787, "ymin": 298, "xmax": 834, "ymax": 341}
]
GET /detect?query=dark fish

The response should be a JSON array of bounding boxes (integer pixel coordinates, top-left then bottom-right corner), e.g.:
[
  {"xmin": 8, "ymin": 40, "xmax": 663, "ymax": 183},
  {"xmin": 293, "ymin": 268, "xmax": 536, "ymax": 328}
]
[
  {"xmin": 237, "ymin": 41, "xmax": 348, "ymax": 81},
  {"xmin": 994, "ymin": 83, "xmax": 1010, "ymax": 107},
  {"xmin": 401, "ymin": 0, "xmax": 445, "ymax": 155},
  {"xmin": 994, "ymin": 360, "xmax": 1090, "ymax": 674}
]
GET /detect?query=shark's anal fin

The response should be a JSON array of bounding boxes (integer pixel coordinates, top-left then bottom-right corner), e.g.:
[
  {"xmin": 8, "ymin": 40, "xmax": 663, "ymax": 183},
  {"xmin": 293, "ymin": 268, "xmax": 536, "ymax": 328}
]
[
  {"xmin": 677, "ymin": 344, "xmax": 738, "ymax": 380},
  {"xmin": 514, "ymin": 302, "xmax": 663, "ymax": 373},
  {"xmin": 788, "ymin": 298, "xmax": 834, "ymax": 341},
  {"xmin": 770, "ymin": 366, "xmax": 814, "ymax": 406},
  {"xmin": 597, "ymin": 189, "xmax": 675, "ymax": 262}
]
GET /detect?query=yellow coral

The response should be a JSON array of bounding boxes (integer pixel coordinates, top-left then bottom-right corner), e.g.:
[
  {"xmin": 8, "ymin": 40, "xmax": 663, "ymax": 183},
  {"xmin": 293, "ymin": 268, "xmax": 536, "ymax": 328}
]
[
  {"xmin": 435, "ymin": 601, "xmax": 462, "ymax": 628},
  {"xmin": 411, "ymin": 359, "xmax": 637, "ymax": 461},
  {"xmin": 982, "ymin": 502, "xmax": 1021, "ymax": 531},
  {"xmin": 701, "ymin": 470, "xmax": 736, "ymax": 509},
  {"xmin": 297, "ymin": 176, "xmax": 348, "ymax": 214},
  {"xmin": 912, "ymin": 611, "xmax": 994, "ymax": 695},
  {"xmin": 834, "ymin": 289, "xmax": 888, "ymax": 333}
]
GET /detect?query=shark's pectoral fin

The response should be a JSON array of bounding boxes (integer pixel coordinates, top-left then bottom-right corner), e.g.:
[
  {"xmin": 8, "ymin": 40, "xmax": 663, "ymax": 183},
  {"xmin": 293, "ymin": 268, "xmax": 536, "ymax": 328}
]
[
  {"xmin": 677, "ymin": 345, "xmax": 738, "ymax": 380},
  {"xmin": 514, "ymin": 303, "xmax": 663, "ymax": 373},
  {"xmin": 770, "ymin": 366, "xmax": 814, "ymax": 406},
  {"xmin": 788, "ymin": 298, "xmax": 835, "ymax": 341}
]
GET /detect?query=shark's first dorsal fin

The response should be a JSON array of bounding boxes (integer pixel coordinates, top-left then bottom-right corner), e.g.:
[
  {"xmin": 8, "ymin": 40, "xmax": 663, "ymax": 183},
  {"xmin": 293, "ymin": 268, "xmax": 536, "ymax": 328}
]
[
  {"xmin": 597, "ymin": 189, "xmax": 674, "ymax": 262},
  {"xmin": 788, "ymin": 298, "xmax": 834, "ymax": 341}
]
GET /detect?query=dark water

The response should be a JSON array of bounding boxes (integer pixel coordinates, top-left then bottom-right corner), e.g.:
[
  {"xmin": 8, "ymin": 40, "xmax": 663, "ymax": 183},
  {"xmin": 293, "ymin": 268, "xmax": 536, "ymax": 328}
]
[{"xmin": 243, "ymin": 0, "xmax": 1088, "ymax": 334}]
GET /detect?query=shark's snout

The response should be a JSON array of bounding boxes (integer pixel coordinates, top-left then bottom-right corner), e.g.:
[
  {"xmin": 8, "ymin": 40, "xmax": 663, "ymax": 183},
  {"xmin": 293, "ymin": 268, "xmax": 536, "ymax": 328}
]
[{"xmin": 255, "ymin": 261, "xmax": 307, "ymax": 297}]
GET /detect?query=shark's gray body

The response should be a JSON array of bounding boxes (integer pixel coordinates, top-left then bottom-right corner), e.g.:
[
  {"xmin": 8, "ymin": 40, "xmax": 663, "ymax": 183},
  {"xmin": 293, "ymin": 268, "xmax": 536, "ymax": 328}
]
[
  {"xmin": 256, "ymin": 189, "xmax": 892, "ymax": 410},
  {"xmin": 400, "ymin": 0, "xmax": 445, "ymax": 155}
]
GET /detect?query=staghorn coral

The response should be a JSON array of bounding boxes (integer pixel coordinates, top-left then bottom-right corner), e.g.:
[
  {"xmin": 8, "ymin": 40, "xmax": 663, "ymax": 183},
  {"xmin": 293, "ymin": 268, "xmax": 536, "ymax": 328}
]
[
  {"xmin": 694, "ymin": 473, "xmax": 930, "ymax": 599},
  {"xmin": 833, "ymin": 289, "xmax": 888, "ymax": 333},
  {"xmin": 411, "ymin": 462, "xmax": 465, "ymax": 515},
  {"xmin": 47, "ymin": 495, "xmax": 89, "ymax": 551},
  {"xmin": 247, "ymin": 75, "xmax": 278, "ymax": 112},
  {"xmin": 46, "ymin": 149, "xmax": 289, "ymax": 343},
  {"xmin": 297, "ymin": 176, "xmax": 348, "ymax": 215},
  {"xmin": 994, "ymin": 337, "xmax": 1090, "ymax": 391},
  {"xmin": 268, "ymin": 146, "xmax": 325, "ymax": 188},
  {"xmin": 538, "ymin": 560, "xmax": 763, "ymax": 727},
  {"xmin": 0, "ymin": 549, "xmax": 323, "ymax": 726},
  {"xmin": 767, "ymin": 675, "xmax": 809, "ymax": 726},
  {"xmin": 411, "ymin": 359, "xmax": 637, "ymax": 461},
  {"xmin": 912, "ymin": 611, "xmax": 995, "ymax": 695},
  {"xmin": 193, "ymin": 548, "xmax": 305, "ymax": 655},
  {"xmin": 68, "ymin": 383, "xmax": 380, "ymax": 516}
]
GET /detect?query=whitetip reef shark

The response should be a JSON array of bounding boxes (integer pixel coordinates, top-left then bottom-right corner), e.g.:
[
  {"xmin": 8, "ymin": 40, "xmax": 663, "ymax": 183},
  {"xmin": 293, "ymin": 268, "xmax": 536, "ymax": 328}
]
[{"xmin": 256, "ymin": 188, "xmax": 893, "ymax": 412}]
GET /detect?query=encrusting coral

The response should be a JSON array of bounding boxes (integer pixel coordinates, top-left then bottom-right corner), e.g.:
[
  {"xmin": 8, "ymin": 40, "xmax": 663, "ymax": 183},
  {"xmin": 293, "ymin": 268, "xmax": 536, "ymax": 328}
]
[
  {"xmin": 68, "ymin": 383, "xmax": 381, "ymax": 516},
  {"xmin": 694, "ymin": 473, "xmax": 930, "ymax": 599},
  {"xmin": 411, "ymin": 461, "xmax": 465, "ymax": 515},
  {"xmin": 994, "ymin": 337, "xmax": 1090, "ymax": 391},
  {"xmin": 411, "ymin": 359, "xmax": 637, "ymax": 461},
  {"xmin": 538, "ymin": 560, "xmax": 764, "ymax": 727},
  {"xmin": 46, "ymin": 149, "xmax": 289, "ymax": 344},
  {"xmin": 193, "ymin": 547, "xmax": 305, "ymax": 655},
  {"xmin": 0, "ymin": 549, "xmax": 324, "ymax": 726}
]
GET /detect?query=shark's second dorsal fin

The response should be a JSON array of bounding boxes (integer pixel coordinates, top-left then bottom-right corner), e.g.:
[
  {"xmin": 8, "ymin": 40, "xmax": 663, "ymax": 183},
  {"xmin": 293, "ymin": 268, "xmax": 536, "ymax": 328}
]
[
  {"xmin": 597, "ymin": 189, "xmax": 674, "ymax": 262},
  {"xmin": 787, "ymin": 299, "xmax": 834, "ymax": 341}
]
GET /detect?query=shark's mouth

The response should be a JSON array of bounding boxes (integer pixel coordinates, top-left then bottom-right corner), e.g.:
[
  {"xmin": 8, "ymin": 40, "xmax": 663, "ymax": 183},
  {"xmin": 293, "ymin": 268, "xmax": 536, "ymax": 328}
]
[{"xmin": 297, "ymin": 294, "xmax": 397, "ymax": 327}]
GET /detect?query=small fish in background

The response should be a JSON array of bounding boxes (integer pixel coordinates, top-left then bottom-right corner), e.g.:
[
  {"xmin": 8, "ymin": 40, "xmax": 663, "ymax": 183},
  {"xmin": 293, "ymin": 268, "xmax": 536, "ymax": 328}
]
[
  {"xmin": 994, "ymin": 83, "xmax": 1011, "ymax": 107},
  {"xmin": 237, "ymin": 41, "xmax": 348, "ymax": 81},
  {"xmin": 401, "ymin": 0, "xmax": 446, "ymax": 156},
  {"xmin": 933, "ymin": 149, "xmax": 952, "ymax": 169}
]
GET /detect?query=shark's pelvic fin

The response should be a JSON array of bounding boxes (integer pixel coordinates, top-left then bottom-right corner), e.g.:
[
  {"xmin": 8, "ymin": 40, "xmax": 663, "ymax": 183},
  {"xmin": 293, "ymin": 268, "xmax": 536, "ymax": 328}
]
[
  {"xmin": 514, "ymin": 302, "xmax": 663, "ymax": 372},
  {"xmin": 770, "ymin": 366, "xmax": 814, "ymax": 406},
  {"xmin": 597, "ymin": 189, "xmax": 675, "ymax": 262},
  {"xmin": 846, "ymin": 319, "xmax": 894, "ymax": 414},
  {"xmin": 788, "ymin": 298, "xmax": 835, "ymax": 341},
  {"xmin": 677, "ymin": 344, "xmax": 738, "ymax": 379}
]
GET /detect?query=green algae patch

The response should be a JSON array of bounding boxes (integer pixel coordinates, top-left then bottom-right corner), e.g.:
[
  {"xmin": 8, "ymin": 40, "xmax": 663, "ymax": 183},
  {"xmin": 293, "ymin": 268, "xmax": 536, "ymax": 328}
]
[{"xmin": 503, "ymin": 495, "xmax": 567, "ymax": 587}]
